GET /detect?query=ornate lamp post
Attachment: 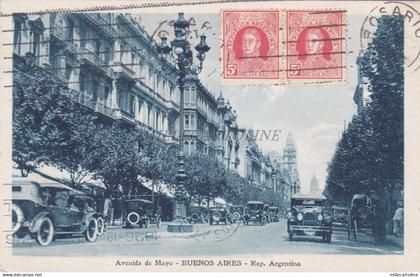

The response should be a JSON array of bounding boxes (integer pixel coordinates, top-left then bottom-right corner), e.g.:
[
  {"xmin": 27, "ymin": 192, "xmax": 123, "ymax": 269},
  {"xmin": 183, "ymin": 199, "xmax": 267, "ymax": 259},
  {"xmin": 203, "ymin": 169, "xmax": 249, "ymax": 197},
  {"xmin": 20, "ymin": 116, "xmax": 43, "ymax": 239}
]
[{"xmin": 156, "ymin": 12, "xmax": 210, "ymax": 232}]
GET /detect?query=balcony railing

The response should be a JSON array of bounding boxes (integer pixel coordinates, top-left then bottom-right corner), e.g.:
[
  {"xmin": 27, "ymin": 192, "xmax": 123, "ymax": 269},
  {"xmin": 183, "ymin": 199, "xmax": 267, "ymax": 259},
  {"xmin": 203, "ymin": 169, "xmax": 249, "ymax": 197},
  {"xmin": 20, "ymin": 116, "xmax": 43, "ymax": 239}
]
[
  {"xmin": 68, "ymin": 89, "xmax": 113, "ymax": 118},
  {"xmin": 79, "ymin": 47, "xmax": 113, "ymax": 77},
  {"xmin": 83, "ymin": 13, "xmax": 117, "ymax": 38}
]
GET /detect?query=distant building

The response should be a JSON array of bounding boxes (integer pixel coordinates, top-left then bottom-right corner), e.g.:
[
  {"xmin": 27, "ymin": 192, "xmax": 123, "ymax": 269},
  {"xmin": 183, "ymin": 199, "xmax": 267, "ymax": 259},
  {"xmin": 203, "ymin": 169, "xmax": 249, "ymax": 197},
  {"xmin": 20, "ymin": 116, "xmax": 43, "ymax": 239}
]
[
  {"xmin": 353, "ymin": 51, "xmax": 372, "ymax": 114},
  {"xmin": 282, "ymin": 133, "xmax": 301, "ymax": 194},
  {"xmin": 309, "ymin": 174, "xmax": 320, "ymax": 194}
]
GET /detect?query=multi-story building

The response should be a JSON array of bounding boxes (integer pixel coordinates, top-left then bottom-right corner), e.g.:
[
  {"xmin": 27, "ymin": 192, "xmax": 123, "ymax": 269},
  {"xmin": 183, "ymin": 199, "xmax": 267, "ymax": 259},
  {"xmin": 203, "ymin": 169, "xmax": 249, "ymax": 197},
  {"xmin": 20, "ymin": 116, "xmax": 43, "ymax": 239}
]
[
  {"xmin": 309, "ymin": 174, "xmax": 320, "ymax": 194},
  {"xmin": 12, "ymin": 12, "xmax": 241, "ymax": 157},
  {"xmin": 282, "ymin": 133, "xmax": 301, "ymax": 194},
  {"xmin": 353, "ymin": 51, "xmax": 372, "ymax": 114}
]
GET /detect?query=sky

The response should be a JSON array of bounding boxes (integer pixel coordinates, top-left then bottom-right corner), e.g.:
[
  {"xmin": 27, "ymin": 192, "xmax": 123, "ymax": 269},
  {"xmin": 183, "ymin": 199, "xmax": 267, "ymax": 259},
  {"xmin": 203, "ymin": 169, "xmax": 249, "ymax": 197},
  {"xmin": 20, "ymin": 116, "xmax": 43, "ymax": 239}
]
[{"xmin": 141, "ymin": 12, "xmax": 364, "ymax": 193}]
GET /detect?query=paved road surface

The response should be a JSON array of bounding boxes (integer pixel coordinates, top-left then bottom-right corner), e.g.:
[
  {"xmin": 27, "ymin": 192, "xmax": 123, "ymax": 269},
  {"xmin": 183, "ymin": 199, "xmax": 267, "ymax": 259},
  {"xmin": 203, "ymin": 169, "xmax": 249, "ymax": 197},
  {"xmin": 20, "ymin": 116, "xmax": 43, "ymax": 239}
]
[{"xmin": 11, "ymin": 219, "xmax": 402, "ymax": 256}]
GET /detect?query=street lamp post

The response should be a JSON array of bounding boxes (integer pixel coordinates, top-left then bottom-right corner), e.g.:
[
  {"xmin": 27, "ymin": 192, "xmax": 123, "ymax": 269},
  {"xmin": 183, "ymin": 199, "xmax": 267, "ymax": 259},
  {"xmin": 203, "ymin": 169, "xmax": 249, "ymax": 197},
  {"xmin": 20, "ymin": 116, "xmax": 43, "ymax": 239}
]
[{"xmin": 156, "ymin": 12, "xmax": 210, "ymax": 232}]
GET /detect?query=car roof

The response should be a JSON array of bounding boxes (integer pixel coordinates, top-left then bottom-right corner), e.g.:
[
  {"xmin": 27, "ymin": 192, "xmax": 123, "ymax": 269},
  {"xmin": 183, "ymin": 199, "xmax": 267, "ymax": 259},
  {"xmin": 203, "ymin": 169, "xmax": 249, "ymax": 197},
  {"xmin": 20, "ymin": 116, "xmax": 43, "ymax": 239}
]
[
  {"xmin": 291, "ymin": 193, "xmax": 326, "ymax": 200},
  {"xmin": 13, "ymin": 178, "xmax": 84, "ymax": 194},
  {"xmin": 125, "ymin": 199, "xmax": 153, "ymax": 204},
  {"xmin": 269, "ymin": 206, "xmax": 278, "ymax": 209},
  {"xmin": 247, "ymin": 201, "xmax": 264, "ymax": 204}
]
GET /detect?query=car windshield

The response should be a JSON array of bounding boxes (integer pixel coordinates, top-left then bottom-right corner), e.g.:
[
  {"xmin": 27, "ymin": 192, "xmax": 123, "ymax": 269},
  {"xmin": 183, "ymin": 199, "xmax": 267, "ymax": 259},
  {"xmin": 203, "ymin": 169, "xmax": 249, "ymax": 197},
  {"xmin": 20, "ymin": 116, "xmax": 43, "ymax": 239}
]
[
  {"xmin": 232, "ymin": 207, "xmax": 243, "ymax": 212},
  {"xmin": 292, "ymin": 199, "xmax": 324, "ymax": 208},
  {"xmin": 248, "ymin": 204, "xmax": 263, "ymax": 210}
]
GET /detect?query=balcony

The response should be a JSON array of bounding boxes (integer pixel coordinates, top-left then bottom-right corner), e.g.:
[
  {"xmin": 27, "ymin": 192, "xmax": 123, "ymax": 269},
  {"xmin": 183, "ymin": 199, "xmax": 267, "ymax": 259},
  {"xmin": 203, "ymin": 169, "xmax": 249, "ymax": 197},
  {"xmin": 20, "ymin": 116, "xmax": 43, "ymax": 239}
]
[
  {"xmin": 79, "ymin": 47, "xmax": 113, "ymax": 78},
  {"xmin": 114, "ymin": 62, "xmax": 136, "ymax": 82},
  {"xmin": 81, "ymin": 13, "xmax": 117, "ymax": 38},
  {"xmin": 165, "ymin": 99, "xmax": 179, "ymax": 113},
  {"xmin": 114, "ymin": 109, "xmax": 136, "ymax": 125},
  {"xmin": 67, "ymin": 89, "xmax": 113, "ymax": 118}
]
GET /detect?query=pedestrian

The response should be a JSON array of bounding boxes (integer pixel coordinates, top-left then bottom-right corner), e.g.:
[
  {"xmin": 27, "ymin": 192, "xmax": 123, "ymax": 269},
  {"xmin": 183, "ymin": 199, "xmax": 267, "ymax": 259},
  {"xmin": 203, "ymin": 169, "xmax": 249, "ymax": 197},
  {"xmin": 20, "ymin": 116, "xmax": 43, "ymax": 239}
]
[{"xmin": 393, "ymin": 203, "xmax": 404, "ymax": 238}]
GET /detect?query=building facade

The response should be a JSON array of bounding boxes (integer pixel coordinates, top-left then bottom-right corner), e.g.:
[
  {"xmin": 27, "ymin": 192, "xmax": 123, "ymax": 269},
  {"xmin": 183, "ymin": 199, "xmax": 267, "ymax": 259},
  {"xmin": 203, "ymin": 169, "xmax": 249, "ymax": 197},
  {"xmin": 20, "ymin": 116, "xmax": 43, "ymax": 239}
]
[
  {"xmin": 282, "ymin": 133, "xmax": 301, "ymax": 195},
  {"xmin": 12, "ymin": 12, "xmax": 242, "ymax": 158},
  {"xmin": 309, "ymin": 174, "xmax": 320, "ymax": 194},
  {"xmin": 353, "ymin": 51, "xmax": 372, "ymax": 114}
]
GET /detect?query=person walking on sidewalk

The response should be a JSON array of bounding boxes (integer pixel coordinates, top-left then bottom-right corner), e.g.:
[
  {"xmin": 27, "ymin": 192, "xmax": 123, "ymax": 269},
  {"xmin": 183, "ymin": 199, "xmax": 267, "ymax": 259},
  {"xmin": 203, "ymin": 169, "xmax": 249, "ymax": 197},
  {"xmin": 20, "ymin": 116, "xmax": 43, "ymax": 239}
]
[{"xmin": 393, "ymin": 203, "xmax": 404, "ymax": 238}]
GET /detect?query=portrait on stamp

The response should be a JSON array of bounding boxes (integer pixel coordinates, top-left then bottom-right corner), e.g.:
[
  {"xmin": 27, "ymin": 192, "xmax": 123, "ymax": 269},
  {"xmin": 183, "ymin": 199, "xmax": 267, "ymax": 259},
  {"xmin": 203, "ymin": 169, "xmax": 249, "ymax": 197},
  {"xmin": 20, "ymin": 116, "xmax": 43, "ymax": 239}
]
[
  {"xmin": 223, "ymin": 10, "xmax": 279, "ymax": 79},
  {"xmin": 286, "ymin": 10, "xmax": 344, "ymax": 80}
]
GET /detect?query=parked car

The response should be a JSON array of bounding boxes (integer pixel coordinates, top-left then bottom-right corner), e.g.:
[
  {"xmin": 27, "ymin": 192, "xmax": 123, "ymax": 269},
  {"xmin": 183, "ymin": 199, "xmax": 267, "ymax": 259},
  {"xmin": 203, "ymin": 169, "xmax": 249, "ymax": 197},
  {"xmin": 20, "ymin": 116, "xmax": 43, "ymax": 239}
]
[
  {"xmin": 71, "ymin": 194, "xmax": 107, "ymax": 236},
  {"xmin": 187, "ymin": 205, "xmax": 208, "ymax": 224},
  {"xmin": 263, "ymin": 204, "xmax": 271, "ymax": 222},
  {"xmin": 124, "ymin": 199, "xmax": 161, "ymax": 228},
  {"xmin": 244, "ymin": 201, "xmax": 266, "ymax": 225},
  {"xmin": 269, "ymin": 206, "xmax": 279, "ymax": 222},
  {"xmin": 287, "ymin": 194, "xmax": 332, "ymax": 243},
  {"xmin": 209, "ymin": 207, "xmax": 233, "ymax": 225},
  {"xmin": 11, "ymin": 178, "xmax": 101, "ymax": 246},
  {"xmin": 230, "ymin": 205, "xmax": 245, "ymax": 222}
]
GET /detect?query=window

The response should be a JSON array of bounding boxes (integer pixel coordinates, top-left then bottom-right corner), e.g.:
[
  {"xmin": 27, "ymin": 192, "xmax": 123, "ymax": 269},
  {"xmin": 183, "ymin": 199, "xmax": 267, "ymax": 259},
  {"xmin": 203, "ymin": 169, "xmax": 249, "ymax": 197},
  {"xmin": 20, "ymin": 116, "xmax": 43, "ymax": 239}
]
[
  {"xmin": 95, "ymin": 39, "xmax": 101, "ymax": 57},
  {"xmin": 184, "ymin": 114, "xmax": 190, "ymax": 129},
  {"xmin": 30, "ymin": 30, "xmax": 40, "ymax": 57},
  {"xmin": 67, "ymin": 18, "xmax": 74, "ymax": 43},
  {"xmin": 80, "ymin": 73, "xmax": 87, "ymax": 93},
  {"xmin": 129, "ymin": 95, "xmax": 135, "ymax": 114},
  {"xmin": 104, "ymin": 86, "xmax": 110, "ymax": 106},
  {"xmin": 65, "ymin": 63, "xmax": 72, "ymax": 82},
  {"xmin": 92, "ymin": 80, "xmax": 99, "ymax": 101},
  {"xmin": 184, "ymin": 88, "xmax": 190, "ymax": 104}
]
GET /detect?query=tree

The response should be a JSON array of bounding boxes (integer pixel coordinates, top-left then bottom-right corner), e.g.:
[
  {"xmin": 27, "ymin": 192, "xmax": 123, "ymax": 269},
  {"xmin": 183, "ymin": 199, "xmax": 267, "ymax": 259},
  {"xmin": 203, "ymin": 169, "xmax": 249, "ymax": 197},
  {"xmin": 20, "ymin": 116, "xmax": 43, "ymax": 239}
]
[
  {"xmin": 325, "ymin": 15, "xmax": 404, "ymax": 203},
  {"xmin": 92, "ymin": 123, "xmax": 146, "ymax": 196}
]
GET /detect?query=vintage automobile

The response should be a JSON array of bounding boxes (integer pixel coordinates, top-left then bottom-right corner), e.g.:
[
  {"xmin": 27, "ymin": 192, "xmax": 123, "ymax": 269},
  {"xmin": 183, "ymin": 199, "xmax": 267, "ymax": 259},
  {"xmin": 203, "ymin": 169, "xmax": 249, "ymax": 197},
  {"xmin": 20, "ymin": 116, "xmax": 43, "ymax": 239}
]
[
  {"xmin": 187, "ymin": 205, "xmax": 208, "ymax": 224},
  {"xmin": 244, "ymin": 201, "xmax": 266, "ymax": 225},
  {"xmin": 348, "ymin": 194, "xmax": 381, "ymax": 240},
  {"xmin": 209, "ymin": 207, "xmax": 233, "ymax": 225},
  {"xmin": 124, "ymin": 199, "xmax": 161, "ymax": 228},
  {"xmin": 269, "ymin": 206, "xmax": 280, "ymax": 222},
  {"xmin": 230, "ymin": 205, "xmax": 245, "ymax": 222},
  {"xmin": 263, "ymin": 204, "xmax": 271, "ymax": 223},
  {"xmin": 71, "ymin": 193, "xmax": 107, "ymax": 236},
  {"xmin": 11, "ymin": 178, "xmax": 101, "ymax": 246},
  {"xmin": 287, "ymin": 194, "xmax": 332, "ymax": 243}
]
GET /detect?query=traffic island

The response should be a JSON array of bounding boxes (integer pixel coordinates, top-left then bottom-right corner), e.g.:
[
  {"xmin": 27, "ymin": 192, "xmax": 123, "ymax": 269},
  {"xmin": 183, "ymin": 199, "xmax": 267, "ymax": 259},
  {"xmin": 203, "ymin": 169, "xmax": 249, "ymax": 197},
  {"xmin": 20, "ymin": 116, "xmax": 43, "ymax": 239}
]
[{"xmin": 167, "ymin": 223, "xmax": 193, "ymax": 233}]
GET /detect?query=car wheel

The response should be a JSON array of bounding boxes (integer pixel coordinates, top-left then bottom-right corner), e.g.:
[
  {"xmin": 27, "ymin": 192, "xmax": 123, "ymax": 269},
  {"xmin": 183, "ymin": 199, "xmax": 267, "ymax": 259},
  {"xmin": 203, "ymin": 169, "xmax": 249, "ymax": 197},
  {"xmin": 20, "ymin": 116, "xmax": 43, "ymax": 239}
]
[
  {"xmin": 289, "ymin": 232, "xmax": 293, "ymax": 241},
  {"xmin": 11, "ymin": 204, "xmax": 24, "ymax": 235},
  {"xmin": 127, "ymin": 212, "xmax": 140, "ymax": 226},
  {"xmin": 96, "ymin": 217, "xmax": 105, "ymax": 236},
  {"xmin": 35, "ymin": 217, "xmax": 54, "ymax": 246},
  {"xmin": 85, "ymin": 219, "xmax": 98, "ymax": 242}
]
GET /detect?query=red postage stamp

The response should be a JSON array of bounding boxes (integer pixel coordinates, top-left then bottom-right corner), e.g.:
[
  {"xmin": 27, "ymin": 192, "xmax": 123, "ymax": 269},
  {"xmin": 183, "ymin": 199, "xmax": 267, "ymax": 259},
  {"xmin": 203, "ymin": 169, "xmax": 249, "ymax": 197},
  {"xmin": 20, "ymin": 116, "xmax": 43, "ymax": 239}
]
[
  {"xmin": 286, "ymin": 10, "xmax": 344, "ymax": 80},
  {"xmin": 223, "ymin": 10, "xmax": 279, "ymax": 80}
]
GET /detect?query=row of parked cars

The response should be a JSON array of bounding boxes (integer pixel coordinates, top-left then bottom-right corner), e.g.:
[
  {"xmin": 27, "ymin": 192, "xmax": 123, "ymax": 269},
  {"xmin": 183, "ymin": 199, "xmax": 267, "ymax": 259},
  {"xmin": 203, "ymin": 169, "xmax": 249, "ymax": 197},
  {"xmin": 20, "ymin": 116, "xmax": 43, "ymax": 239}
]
[{"xmin": 187, "ymin": 201, "xmax": 280, "ymax": 226}]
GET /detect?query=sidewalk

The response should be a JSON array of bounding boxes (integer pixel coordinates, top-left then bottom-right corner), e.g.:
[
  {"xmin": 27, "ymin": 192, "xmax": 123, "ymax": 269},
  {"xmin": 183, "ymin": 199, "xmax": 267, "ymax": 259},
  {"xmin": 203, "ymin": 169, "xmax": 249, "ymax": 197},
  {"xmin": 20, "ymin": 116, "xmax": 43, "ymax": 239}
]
[{"xmin": 385, "ymin": 235, "xmax": 404, "ymax": 249}]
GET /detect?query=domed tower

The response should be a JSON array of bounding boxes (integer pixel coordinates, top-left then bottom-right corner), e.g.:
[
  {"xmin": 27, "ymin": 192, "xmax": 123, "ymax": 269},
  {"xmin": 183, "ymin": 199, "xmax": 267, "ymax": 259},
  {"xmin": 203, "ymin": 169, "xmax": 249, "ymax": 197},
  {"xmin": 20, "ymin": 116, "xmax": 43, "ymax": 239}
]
[
  {"xmin": 309, "ymin": 174, "xmax": 320, "ymax": 194},
  {"xmin": 282, "ymin": 133, "xmax": 301, "ymax": 194}
]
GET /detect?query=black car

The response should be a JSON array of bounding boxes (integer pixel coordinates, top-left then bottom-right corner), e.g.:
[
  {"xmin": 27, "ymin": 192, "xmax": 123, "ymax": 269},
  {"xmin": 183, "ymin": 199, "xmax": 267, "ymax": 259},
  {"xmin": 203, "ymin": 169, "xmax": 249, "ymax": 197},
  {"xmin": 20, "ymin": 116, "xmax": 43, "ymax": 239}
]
[
  {"xmin": 230, "ymin": 206, "xmax": 245, "ymax": 222},
  {"xmin": 11, "ymin": 178, "xmax": 101, "ymax": 246},
  {"xmin": 287, "ymin": 194, "xmax": 332, "ymax": 243},
  {"xmin": 124, "ymin": 199, "xmax": 161, "ymax": 228},
  {"xmin": 244, "ymin": 201, "xmax": 266, "ymax": 225},
  {"xmin": 209, "ymin": 207, "xmax": 233, "ymax": 225},
  {"xmin": 187, "ymin": 206, "xmax": 208, "ymax": 224},
  {"xmin": 269, "ymin": 206, "xmax": 279, "ymax": 222}
]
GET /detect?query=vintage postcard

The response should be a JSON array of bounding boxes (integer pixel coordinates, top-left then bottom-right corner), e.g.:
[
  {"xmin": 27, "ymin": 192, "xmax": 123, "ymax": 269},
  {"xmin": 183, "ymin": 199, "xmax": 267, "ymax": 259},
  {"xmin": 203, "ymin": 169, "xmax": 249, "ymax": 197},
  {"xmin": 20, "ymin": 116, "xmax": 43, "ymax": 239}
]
[{"xmin": 0, "ymin": 0, "xmax": 419, "ymax": 273}]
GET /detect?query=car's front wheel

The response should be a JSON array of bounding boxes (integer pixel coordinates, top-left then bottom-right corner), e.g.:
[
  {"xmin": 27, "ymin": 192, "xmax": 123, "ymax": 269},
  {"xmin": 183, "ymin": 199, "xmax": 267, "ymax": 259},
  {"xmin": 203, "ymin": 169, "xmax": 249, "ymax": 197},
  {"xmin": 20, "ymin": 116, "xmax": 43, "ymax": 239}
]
[
  {"xmin": 96, "ymin": 217, "xmax": 105, "ymax": 236},
  {"xmin": 35, "ymin": 217, "xmax": 54, "ymax": 246},
  {"xmin": 85, "ymin": 219, "xmax": 98, "ymax": 242}
]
